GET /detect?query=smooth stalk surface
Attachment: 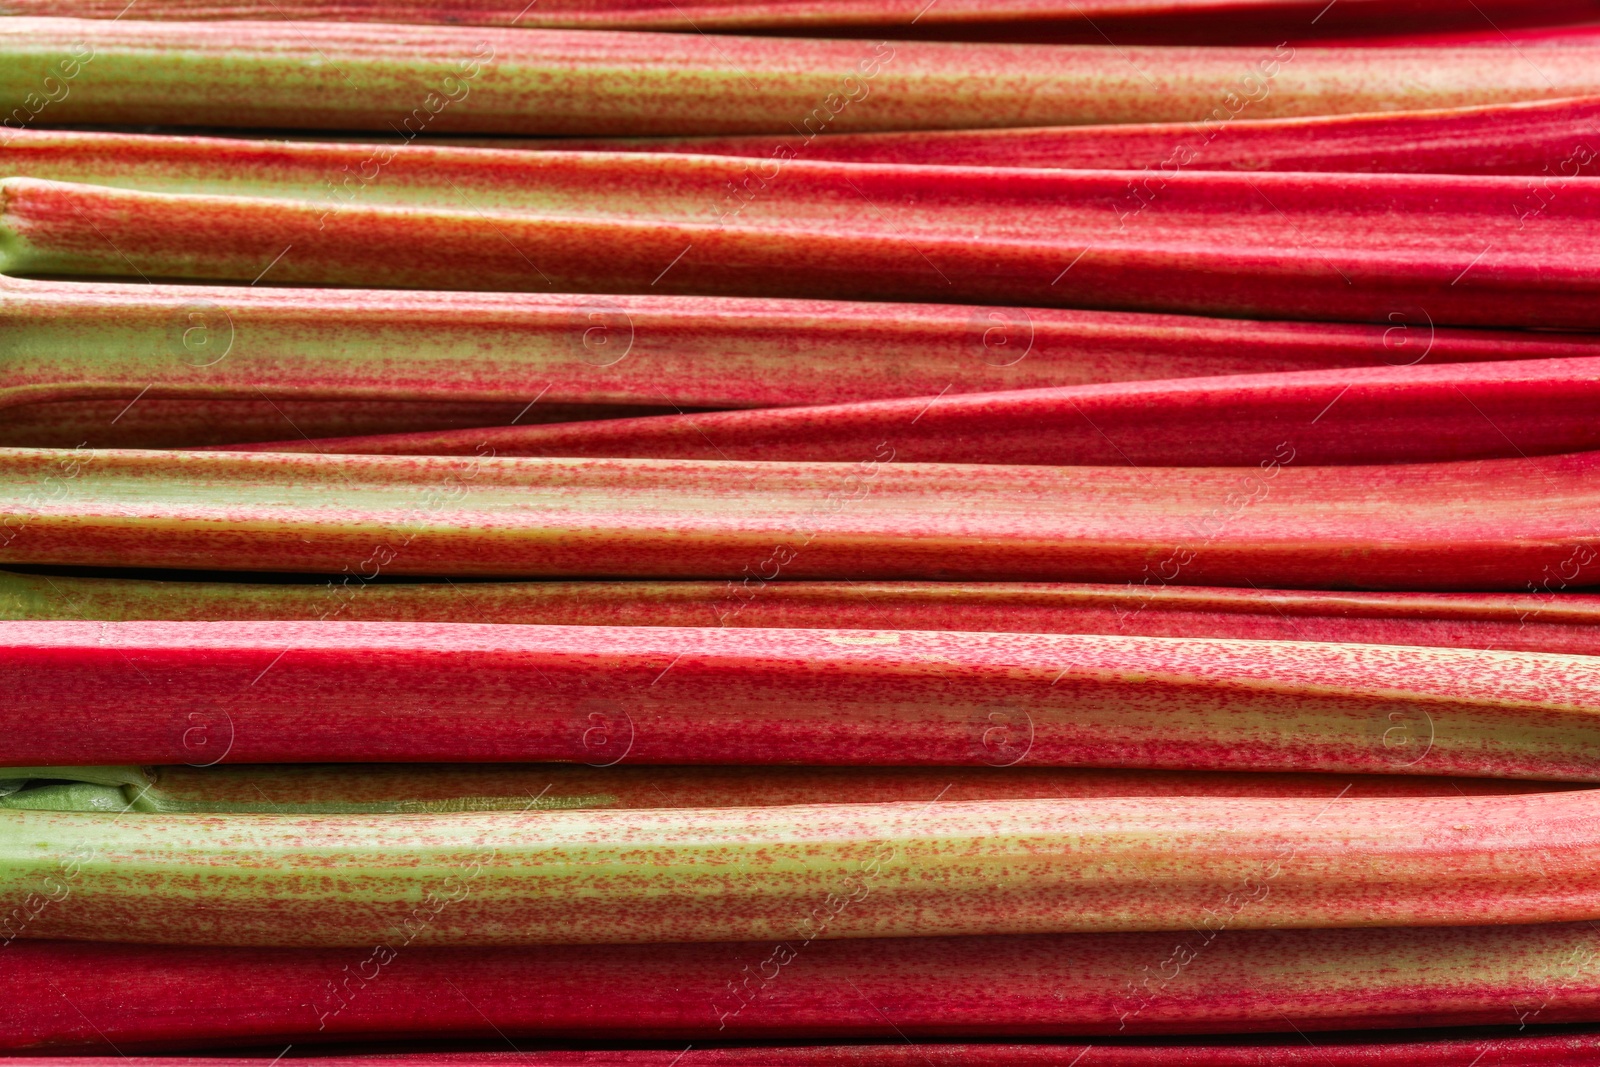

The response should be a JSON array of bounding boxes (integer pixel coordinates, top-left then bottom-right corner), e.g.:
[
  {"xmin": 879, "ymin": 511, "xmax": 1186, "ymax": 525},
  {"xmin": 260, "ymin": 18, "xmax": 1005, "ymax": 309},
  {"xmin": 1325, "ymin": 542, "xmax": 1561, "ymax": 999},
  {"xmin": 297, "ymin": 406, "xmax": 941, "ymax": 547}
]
[
  {"xmin": 1, "ymin": 446, "xmax": 1598, "ymax": 587},
  {"xmin": 7, "ymin": 573, "xmax": 1600, "ymax": 657},
  {"xmin": 0, "ymin": 0, "xmax": 1590, "ymax": 35},
  {"xmin": 16, "ymin": 1040, "xmax": 1600, "ymax": 1067},
  {"xmin": 561, "ymin": 96, "xmax": 1600, "ymax": 173},
  {"xmin": 4, "ymin": 621, "xmax": 1600, "ymax": 774},
  {"xmin": 14, "ymin": 273, "xmax": 1575, "ymax": 415},
  {"xmin": 8, "ymin": 924, "xmax": 1600, "ymax": 1047},
  {"xmin": 230, "ymin": 357, "xmax": 1600, "ymax": 466},
  {"xmin": 0, "ymin": 397, "xmax": 628, "ymax": 450},
  {"xmin": 0, "ymin": 764, "xmax": 1571, "ymax": 814},
  {"xmin": 4, "ymin": 166, "xmax": 1597, "ymax": 326},
  {"xmin": 6, "ymin": 22, "xmax": 1600, "ymax": 134}
]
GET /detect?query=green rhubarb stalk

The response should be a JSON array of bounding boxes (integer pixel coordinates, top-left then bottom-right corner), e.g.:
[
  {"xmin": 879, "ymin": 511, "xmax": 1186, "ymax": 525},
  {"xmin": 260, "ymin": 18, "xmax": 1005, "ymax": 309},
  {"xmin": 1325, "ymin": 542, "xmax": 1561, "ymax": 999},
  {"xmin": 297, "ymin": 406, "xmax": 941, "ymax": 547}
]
[
  {"xmin": 0, "ymin": 396, "xmax": 653, "ymax": 450},
  {"xmin": 0, "ymin": 445, "xmax": 1598, "ymax": 589},
  {"xmin": 9, "ymin": 572, "xmax": 1600, "ymax": 658},
  {"xmin": 0, "ymin": 763, "xmax": 1572, "ymax": 815},
  {"xmin": 6, "ymin": 21, "xmax": 1600, "ymax": 135},
  {"xmin": 6, "ymin": 787, "xmax": 1600, "ymax": 946},
  {"xmin": 17, "ymin": 274, "xmax": 1583, "ymax": 423}
]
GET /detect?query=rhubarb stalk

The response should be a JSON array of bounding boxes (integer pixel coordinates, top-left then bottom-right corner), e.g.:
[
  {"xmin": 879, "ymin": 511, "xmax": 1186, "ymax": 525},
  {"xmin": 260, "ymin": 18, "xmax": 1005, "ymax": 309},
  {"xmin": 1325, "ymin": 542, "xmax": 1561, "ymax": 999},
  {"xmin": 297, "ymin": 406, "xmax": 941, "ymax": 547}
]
[
  {"xmin": 19, "ymin": 1038, "xmax": 1600, "ymax": 1067},
  {"xmin": 0, "ymin": 763, "xmax": 1571, "ymax": 815},
  {"xmin": 15, "ymin": 273, "xmax": 1580, "ymax": 418},
  {"xmin": 7, "ymin": 22, "xmax": 1600, "ymax": 134},
  {"xmin": 0, "ymin": 0, "xmax": 1592, "ymax": 37},
  {"xmin": 7, "ymin": 573, "xmax": 1600, "ymax": 658},
  {"xmin": 0, "ymin": 446, "xmax": 1597, "ymax": 588},
  {"xmin": 226, "ymin": 357, "xmax": 1600, "ymax": 467},
  {"xmin": 7, "ymin": 787, "xmax": 1600, "ymax": 945},
  {"xmin": 552, "ymin": 96, "xmax": 1600, "ymax": 174},
  {"xmin": 3, "ymin": 621, "xmax": 1600, "ymax": 774},
  {"xmin": 7, "ymin": 923, "xmax": 1600, "ymax": 1048},
  {"xmin": 4, "ymin": 166, "xmax": 1597, "ymax": 327}
]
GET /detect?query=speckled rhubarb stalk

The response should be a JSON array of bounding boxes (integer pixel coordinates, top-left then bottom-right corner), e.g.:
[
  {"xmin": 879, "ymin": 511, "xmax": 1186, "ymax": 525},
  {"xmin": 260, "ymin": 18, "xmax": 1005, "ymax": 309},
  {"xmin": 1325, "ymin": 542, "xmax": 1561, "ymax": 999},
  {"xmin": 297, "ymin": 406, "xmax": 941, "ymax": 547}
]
[
  {"xmin": 20, "ymin": 1039, "xmax": 1600, "ymax": 1067},
  {"xmin": 554, "ymin": 95, "xmax": 1600, "ymax": 173},
  {"xmin": 7, "ymin": 21, "xmax": 1600, "ymax": 134},
  {"xmin": 4, "ymin": 620, "xmax": 1600, "ymax": 774},
  {"xmin": 230, "ymin": 357, "xmax": 1600, "ymax": 466},
  {"xmin": 0, "ymin": 763, "xmax": 1572, "ymax": 815},
  {"xmin": 16, "ymin": 274, "xmax": 1584, "ymax": 420},
  {"xmin": 5, "ymin": 167, "xmax": 1598, "ymax": 327},
  {"xmin": 0, "ymin": 0, "xmax": 1590, "ymax": 39},
  {"xmin": 8, "ymin": 924, "xmax": 1600, "ymax": 1049},
  {"xmin": 1, "ymin": 446, "xmax": 1599, "ymax": 588},
  {"xmin": 8, "ymin": 573, "xmax": 1600, "ymax": 658},
  {"xmin": 9, "ymin": 786, "xmax": 1600, "ymax": 945}
]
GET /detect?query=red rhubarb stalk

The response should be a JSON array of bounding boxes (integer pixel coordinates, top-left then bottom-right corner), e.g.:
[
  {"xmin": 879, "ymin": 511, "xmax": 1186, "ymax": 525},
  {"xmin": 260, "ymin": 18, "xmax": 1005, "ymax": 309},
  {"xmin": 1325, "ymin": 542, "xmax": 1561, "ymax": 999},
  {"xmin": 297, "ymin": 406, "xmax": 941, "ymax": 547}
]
[
  {"xmin": 3, "ymin": 620, "xmax": 1600, "ymax": 774},
  {"xmin": 552, "ymin": 96, "xmax": 1600, "ymax": 174},
  {"xmin": 4, "ymin": 167, "xmax": 1597, "ymax": 327},
  {"xmin": 7, "ymin": 924, "xmax": 1600, "ymax": 1049},
  {"xmin": 6, "ymin": 22, "xmax": 1600, "ymax": 134},
  {"xmin": 15, "ymin": 274, "xmax": 1584, "ymax": 421},
  {"xmin": 7, "ymin": 573, "xmax": 1600, "ymax": 659},
  {"xmin": 18, "ymin": 1037, "xmax": 1600, "ymax": 1067},
  {"xmin": 0, "ymin": 446, "xmax": 1598, "ymax": 588},
  {"xmin": 227, "ymin": 357, "xmax": 1600, "ymax": 467}
]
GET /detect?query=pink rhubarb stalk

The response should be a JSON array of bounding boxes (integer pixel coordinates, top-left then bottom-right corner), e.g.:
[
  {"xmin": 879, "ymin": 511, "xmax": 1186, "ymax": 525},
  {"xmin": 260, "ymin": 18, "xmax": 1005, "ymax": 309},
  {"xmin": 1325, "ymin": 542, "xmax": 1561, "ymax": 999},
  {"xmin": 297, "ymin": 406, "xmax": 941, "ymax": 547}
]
[
  {"xmin": 0, "ymin": 0, "xmax": 1590, "ymax": 39},
  {"xmin": 227, "ymin": 356, "xmax": 1600, "ymax": 466},
  {"xmin": 3, "ymin": 620, "xmax": 1600, "ymax": 774},
  {"xmin": 6, "ymin": 22, "xmax": 1600, "ymax": 134},
  {"xmin": 7, "ymin": 924, "xmax": 1600, "ymax": 1048},
  {"xmin": 8, "ymin": 572, "xmax": 1600, "ymax": 659},
  {"xmin": 1, "ymin": 446, "xmax": 1598, "ymax": 588},
  {"xmin": 15, "ymin": 274, "xmax": 1586, "ymax": 421},
  {"xmin": 4, "ymin": 165, "xmax": 1598, "ymax": 327},
  {"xmin": 554, "ymin": 95, "xmax": 1600, "ymax": 174}
]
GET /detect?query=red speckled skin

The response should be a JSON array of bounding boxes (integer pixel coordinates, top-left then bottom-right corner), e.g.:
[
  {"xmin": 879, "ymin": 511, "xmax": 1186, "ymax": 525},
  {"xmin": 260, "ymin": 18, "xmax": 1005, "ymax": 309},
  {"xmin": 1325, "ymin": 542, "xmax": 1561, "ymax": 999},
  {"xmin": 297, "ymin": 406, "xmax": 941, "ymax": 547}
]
[
  {"xmin": 5, "ymin": 22, "xmax": 1600, "ymax": 134},
  {"xmin": 563, "ymin": 96, "xmax": 1600, "ymax": 173},
  {"xmin": 8, "ymin": 574, "xmax": 1600, "ymax": 659},
  {"xmin": 5, "ymin": 166, "xmax": 1599, "ymax": 327},
  {"xmin": 20, "ymin": 1041, "xmax": 1600, "ymax": 1067},
  {"xmin": 9, "ymin": 789, "xmax": 1600, "ymax": 945},
  {"xmin": 2, "ymin": 621, "xmax": 1600, "ymax": 773},
  {"xmin": 1, "ymin": 446, "xmax": 1599, "ymax": 588},
  {"xmin": 14, "ymin": 273, "xmax": 1587, "ymax": 421},
  {"xmin": 229, "ymin": 357, "xmax": 1600, "ymax": 466},
  {"xmin": 6, "ymin": 924, "xmax": 1600, "ymax": 1049},
  {"xmin": 0, "ymin": 1, "xmax": 1592, "ymax": 41}
]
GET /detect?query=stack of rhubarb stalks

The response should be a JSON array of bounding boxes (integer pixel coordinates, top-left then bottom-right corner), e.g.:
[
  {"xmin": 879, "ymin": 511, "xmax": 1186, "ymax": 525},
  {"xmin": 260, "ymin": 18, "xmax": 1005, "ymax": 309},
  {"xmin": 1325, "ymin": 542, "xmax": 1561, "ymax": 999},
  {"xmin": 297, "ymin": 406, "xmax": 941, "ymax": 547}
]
[{"xmin": 6, "ymin": 0, "xmax": 1600, "ymax": 1061}]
